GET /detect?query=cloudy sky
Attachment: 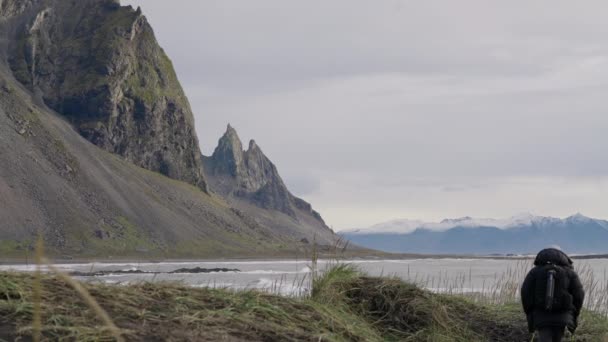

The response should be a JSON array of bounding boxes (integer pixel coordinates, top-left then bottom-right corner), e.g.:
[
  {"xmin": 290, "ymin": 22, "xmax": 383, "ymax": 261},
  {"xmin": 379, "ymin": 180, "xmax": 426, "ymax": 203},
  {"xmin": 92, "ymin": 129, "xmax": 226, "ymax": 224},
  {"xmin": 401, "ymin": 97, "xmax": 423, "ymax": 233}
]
[{"xmin": 124, "ymin": 0, "xmax": 608, "ymax": 230}]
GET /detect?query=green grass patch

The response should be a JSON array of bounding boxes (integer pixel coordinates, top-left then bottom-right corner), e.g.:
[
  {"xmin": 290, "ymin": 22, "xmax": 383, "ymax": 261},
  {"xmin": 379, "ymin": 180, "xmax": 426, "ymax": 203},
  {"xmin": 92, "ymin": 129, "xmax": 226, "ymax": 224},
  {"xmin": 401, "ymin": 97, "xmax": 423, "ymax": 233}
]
[
  {"xmin": 310, "ymin": 265, "xmax": 608, "ymax": 342},
  {"xmin": 1, "ymin": 266, "xmax": 607, "ymax": 341},
  {"xmin": 0, "ymin": 272, "xmax": 380, "ymax": 341},
  {"xmin": 75, "ymin": 216, "xmax": 162, "ymax": 257},
  {"xmin": 0, "ymin": 240, "xmax": 33, "ymax": 258}
]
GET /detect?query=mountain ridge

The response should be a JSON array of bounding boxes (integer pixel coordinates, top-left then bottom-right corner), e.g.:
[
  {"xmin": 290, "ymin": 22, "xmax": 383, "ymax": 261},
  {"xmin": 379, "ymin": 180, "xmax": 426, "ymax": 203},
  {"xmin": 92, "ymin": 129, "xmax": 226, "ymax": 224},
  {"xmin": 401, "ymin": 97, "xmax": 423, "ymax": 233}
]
[
  {"xmin": 341, "ymin": 214, "xmax": 608, "ymax": 254},
  {"xmin": 343, "ymin": 213, "xmax": 603, "ymax": 234}
]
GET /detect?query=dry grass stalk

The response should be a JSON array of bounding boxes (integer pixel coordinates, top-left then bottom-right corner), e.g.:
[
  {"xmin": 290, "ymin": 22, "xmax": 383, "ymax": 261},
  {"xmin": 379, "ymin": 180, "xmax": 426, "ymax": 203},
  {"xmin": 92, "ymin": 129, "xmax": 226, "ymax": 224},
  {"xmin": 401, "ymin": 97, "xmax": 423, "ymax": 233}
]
[
  {"xmin": 33, "ymin": 236, "xmax": 43, "ymax": 342},
  {"xmin": 41, "ymin": 257, "xmax": 125, "ymax": 342},
  {"xmin": 30, "ymin": 237, "xmax": 124, "ymax": 342}
]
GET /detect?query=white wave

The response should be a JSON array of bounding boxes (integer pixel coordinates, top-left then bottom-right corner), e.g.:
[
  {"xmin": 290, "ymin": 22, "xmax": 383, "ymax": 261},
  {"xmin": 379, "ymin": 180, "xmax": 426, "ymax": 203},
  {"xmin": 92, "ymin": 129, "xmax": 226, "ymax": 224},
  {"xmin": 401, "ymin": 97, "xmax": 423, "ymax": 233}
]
[
  {"xmin": 191, "ymin": 282, "xmax": 236, "ymax": 289},
  {"xmin": 97, "ymin": 273, "xmax": 157, "ymax": 278},
  {"xmin": 240, "ymin": 266, "xmax": 311, "ymax": 275},
  {"xmin": 170, "ymin": 270, "xmax": 239, "ymax": 275}
]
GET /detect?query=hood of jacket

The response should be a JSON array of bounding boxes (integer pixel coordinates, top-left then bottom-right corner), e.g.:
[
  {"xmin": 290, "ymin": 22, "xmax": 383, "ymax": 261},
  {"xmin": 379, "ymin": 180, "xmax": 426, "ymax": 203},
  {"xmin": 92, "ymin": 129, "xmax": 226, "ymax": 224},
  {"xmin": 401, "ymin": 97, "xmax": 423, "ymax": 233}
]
[{"xmin": 534, "ymin": 248, "xmax": 573, "ymax": 268}]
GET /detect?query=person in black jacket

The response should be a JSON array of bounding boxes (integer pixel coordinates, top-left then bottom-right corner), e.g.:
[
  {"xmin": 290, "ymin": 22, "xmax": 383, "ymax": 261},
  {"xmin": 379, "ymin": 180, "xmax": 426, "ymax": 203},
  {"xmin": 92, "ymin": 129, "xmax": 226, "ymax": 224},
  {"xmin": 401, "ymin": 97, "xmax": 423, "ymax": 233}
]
[{"xmin": 521, "ymin": 247, "xmax": 585, "ymax": 342}]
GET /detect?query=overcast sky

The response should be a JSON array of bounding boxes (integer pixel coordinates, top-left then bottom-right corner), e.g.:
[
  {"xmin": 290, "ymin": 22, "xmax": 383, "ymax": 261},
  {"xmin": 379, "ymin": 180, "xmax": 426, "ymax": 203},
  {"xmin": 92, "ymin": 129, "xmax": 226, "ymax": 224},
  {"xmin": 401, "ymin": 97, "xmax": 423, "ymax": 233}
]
[{"xmin": 123, "ymin": 0, "xmax": 608, "ymax": 230}]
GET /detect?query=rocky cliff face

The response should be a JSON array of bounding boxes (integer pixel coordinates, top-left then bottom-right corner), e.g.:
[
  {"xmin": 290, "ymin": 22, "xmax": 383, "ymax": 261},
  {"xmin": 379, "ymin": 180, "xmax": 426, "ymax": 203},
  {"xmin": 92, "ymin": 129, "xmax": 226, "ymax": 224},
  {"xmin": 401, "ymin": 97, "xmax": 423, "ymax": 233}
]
[
  {"xmin": 204, "ymin": 125, "xmax": 326, "ymax": 224},
  {"xmin": 0, "ymin": 0, "xmax": 338, "ymax": 256},
  {"xmin": 0, "ymin": 0, "xmax": 37, "ymax": 17},
  {"xmin": 2, "ymin": 0, "xmax": 207, "ymax": 191}
]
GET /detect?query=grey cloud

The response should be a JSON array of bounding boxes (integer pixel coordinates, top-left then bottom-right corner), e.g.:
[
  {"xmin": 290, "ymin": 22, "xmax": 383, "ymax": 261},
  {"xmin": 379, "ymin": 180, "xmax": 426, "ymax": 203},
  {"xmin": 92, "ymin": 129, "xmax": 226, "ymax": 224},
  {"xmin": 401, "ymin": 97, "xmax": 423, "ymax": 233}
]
[
  {"xmin": 124, "ymin": 0, "xmax": 608, "ymax": 228},
  {"xmin": 127, "ymin": 0, "xmax": 608, "ymax": 91},
  {"xmin": 441, "ymin": 186, "xmax": 468, "ymax": 193},
  {"xmin": 283, "ymin": 176, "xmax": 322, "ymax": 197}
]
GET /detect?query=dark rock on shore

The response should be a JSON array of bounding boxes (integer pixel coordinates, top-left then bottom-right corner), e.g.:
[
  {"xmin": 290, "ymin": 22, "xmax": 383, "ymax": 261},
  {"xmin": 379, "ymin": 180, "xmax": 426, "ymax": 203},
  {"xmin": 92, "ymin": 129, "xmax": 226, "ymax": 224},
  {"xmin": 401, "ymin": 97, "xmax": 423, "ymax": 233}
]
[
  {"xmin": 70, "ymin": 267, "xmax": 240, "ymax": 277},
  {"xmin": 70, "ymin": 269, "xmax": 151, "ymax": 277},
  {"xmin": 169, "ymin": 267, "xmax": 240, "ymax": 274}
]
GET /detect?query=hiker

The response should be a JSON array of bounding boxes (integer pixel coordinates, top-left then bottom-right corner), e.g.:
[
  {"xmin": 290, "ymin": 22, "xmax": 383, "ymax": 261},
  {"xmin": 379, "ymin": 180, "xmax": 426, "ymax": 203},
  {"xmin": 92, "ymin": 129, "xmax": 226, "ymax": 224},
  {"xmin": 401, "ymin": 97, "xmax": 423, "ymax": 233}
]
[{"xmin": 521, "ymin": 247, "xmax": 585, "ymax": 342}]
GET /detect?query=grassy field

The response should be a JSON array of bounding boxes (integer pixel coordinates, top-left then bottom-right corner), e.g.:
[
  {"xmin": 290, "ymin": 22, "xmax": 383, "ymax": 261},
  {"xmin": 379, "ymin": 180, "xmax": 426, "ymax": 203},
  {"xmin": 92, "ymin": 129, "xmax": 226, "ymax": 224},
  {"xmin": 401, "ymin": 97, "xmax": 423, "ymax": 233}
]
[{"xmin": 1, "ymin": 265, "xmax": 607, "ymax": 341}]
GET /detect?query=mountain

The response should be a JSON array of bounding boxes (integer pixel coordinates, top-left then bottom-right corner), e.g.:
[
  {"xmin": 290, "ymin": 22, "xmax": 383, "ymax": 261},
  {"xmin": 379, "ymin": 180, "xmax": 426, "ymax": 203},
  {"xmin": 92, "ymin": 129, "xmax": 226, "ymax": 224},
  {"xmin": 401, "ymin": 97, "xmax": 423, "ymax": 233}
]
[
  {"xmin": 0, "ymin": 0, "xmax": 336, "ymax": 258},
  {"xmin": 4, "ymin": 0, "xmax": 207, "ymax": 191},
  {"xmin": 203, "ymin": 125, "xmax": 334, "ymax": 244},
  {"xmin": 341, "ymin": 214, "xmax": 608, "ymax": 254}
]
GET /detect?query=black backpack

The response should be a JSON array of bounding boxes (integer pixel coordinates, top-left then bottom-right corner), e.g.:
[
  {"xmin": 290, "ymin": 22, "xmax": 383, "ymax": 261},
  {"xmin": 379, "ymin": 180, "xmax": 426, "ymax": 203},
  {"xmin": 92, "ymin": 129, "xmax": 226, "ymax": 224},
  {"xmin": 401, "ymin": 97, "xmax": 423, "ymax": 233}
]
[{"xmin": 536, "ymin": 264, "xmax": 572, "ymax": 312}]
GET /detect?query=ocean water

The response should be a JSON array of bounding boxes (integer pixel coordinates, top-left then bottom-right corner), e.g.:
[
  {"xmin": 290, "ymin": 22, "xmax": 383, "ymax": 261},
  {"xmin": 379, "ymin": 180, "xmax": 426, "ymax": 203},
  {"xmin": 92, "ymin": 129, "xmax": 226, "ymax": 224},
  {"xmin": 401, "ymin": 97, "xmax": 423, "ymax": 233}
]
[{"xmin": 2, "ymin": 258, "xmax": 607, "ymax": 299}]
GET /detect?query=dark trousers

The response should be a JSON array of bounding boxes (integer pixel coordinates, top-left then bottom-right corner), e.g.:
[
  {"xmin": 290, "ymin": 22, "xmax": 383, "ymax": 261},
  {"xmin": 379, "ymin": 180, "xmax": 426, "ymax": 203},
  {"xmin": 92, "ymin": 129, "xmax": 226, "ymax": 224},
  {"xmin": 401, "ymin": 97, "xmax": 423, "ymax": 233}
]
[{"xmin": 537, "ymin": 327, "xmax": 565, "ymax": 342}]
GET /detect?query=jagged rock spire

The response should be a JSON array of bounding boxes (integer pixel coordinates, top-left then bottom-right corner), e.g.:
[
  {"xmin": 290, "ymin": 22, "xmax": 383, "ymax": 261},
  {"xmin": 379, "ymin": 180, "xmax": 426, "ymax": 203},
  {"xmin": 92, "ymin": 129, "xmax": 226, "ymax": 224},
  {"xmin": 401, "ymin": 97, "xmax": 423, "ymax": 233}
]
[
  {"xmin": 208, "ymin": 124, "xmax": 244, "ymax": 177},
  {"xmin": 203, "ymin": 125, "xmax": 326, "ymax": 224},
  {"xmin": 248, "ymin": 139, "xmax": 258, "ymax": 150}
]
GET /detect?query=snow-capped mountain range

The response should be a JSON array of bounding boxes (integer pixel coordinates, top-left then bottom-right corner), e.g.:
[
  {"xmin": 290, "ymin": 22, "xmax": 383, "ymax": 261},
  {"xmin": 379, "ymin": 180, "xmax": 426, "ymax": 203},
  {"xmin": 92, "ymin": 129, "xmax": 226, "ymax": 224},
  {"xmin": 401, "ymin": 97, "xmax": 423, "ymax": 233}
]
[
  {"xmin": 344, "ymin": 213, "xmax": 606, "ymax": 235},
  {"xmin": 341, "ymin": 214, "xmax": 608, "ymax": 254}
]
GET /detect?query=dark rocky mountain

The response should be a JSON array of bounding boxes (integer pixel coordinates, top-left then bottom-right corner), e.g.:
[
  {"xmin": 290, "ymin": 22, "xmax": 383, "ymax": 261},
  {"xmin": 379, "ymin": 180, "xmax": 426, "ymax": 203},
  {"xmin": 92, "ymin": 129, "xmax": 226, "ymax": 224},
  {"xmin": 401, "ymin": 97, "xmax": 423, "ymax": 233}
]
[
  {"xmin": 341, "ymin": 214, "xmax": 608, "ymax": 255},
  {"xmin": 203, "ymin": 125, "xmax": 333, "ymax": 243},
  {"xmin": 204, "ymin": 125, "xmax": 295, "ymax": 216},
  {"xmin": 3, "ymin": 0, "xmax": 207, "ymax": 190},
  {"xmin": 0, "ymin": 0, "xmax": 337, "ymax": 258}
]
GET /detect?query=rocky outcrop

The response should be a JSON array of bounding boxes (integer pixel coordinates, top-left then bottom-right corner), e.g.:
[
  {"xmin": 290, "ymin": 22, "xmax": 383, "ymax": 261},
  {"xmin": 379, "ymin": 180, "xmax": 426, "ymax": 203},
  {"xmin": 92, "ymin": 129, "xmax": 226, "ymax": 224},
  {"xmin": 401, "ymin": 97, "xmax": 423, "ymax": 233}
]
[
  {"xmin": 2, "ymin": 0, "xmax": 207, "ymax": 191},
  {"xmin": 203, "ymin": 125, "xmax": 326, "ymax": 224},
  {"xmin": 0, "ymin": 0, "xmax": 38, "ymax": 17}
]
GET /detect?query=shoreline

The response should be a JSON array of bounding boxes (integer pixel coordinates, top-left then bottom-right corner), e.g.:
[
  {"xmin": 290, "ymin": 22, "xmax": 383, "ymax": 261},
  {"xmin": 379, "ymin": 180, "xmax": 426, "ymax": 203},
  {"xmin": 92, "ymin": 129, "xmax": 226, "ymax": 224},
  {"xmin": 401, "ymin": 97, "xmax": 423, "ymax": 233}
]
[{"xmin": 1, "ymin": 253, "xmax": 607, "ymax": 266}]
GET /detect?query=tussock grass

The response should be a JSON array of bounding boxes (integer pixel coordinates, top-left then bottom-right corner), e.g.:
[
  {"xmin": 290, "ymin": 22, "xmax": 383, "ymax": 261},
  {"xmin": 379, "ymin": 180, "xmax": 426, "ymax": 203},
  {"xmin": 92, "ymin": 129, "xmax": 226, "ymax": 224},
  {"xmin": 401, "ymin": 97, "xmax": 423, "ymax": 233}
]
[
  {"xmin": 1, "ymin": 264, "xmax": 607, "ymax": 341},
  {"xmin": 311, "ymin": 266, "xmax": 529, "ymax": 341},
  {"xmin": 406, "ymin": 259, "xmax": 608, "ymax": 318},
  {"xmin": 309, "ymin": 264, "xmax": 608, "ymax": 341},
  {"xmin": 0, "ymin": 271, "xmax": 381, "ymax": 341},
  {"xmin": 311, "ymin": 263, "xmax": 360, "ymax": 302}
]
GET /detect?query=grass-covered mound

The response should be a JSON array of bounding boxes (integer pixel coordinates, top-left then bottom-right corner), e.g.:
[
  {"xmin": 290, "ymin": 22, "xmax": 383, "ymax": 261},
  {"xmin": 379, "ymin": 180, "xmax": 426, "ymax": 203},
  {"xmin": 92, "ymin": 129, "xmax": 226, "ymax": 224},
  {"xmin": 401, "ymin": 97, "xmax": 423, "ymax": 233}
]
[
  {"xmin": 1, "ymin": 266, "xmax": 607, "ymax": 341},
  {"xmin": 314, "ymin": 265, "xmax": 608, "ymax": 341}
]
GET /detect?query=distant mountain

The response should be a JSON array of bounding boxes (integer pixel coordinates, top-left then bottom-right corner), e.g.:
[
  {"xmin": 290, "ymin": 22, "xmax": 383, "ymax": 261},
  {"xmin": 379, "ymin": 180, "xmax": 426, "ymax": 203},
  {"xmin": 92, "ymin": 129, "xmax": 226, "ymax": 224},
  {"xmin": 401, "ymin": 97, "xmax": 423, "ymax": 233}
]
[
  {"xmin": 341, "ymin": 214, "xmax": 608, "ymax": 254},
  {"xmin": 203, "ymin": 125, "xmax": 334, "ymax": 244}
]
